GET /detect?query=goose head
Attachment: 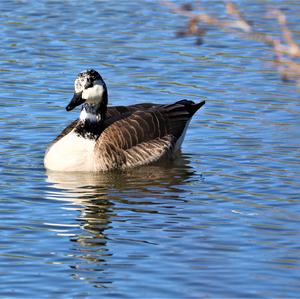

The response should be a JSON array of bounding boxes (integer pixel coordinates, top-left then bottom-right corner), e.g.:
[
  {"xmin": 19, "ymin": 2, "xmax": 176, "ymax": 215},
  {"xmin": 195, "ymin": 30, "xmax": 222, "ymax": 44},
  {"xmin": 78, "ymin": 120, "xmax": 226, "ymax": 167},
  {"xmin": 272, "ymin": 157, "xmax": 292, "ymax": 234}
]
[{"xmin": 66, "ymin": 69, "xmax": 108, "ymax": 118}]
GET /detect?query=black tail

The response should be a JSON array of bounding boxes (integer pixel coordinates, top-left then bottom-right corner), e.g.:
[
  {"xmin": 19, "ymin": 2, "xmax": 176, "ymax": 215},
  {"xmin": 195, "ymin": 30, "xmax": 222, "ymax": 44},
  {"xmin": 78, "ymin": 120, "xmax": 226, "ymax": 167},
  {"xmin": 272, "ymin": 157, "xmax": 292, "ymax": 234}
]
[{"xmin": 175, "ymin": 99, "xmax": 205, "ymax": 116}]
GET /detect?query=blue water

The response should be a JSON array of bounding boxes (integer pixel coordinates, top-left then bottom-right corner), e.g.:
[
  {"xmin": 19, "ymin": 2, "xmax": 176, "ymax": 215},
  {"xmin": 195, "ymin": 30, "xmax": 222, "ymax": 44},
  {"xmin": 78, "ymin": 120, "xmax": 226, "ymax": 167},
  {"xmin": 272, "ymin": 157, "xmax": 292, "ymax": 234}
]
[{"xmin": 1, "ymin": 1, "xmax": 300, "ymax": 298}]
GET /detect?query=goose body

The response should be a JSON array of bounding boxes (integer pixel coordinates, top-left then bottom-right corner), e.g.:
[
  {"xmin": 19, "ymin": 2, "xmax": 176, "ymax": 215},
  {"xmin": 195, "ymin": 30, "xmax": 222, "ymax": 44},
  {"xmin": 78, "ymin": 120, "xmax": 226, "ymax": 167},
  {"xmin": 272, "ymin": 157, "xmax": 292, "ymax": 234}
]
[{"xmin": 44, "ymin": 70, "xmax": 205, "ymax": 172}]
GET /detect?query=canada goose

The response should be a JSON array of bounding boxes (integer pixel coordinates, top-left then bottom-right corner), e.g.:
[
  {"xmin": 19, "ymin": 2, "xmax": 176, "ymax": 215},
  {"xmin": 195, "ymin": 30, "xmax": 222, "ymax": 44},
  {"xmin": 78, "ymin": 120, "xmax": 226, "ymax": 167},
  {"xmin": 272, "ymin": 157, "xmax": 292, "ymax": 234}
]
[{"xmin": 44, "ymin": 69, "xmax": 205, "ymax": 172}]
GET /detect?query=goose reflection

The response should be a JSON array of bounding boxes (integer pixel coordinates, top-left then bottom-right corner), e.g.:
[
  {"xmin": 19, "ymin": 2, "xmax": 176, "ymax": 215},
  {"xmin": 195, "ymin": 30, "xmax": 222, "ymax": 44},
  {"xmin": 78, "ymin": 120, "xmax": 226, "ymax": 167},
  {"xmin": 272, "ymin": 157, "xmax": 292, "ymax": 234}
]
[
  {"xmin": 46, "ymin": 154, "xmax": 196, "ymax": 201},
  {"xmin": 45, "ymin": 154, "xmax": 198, "ymax": 288}
]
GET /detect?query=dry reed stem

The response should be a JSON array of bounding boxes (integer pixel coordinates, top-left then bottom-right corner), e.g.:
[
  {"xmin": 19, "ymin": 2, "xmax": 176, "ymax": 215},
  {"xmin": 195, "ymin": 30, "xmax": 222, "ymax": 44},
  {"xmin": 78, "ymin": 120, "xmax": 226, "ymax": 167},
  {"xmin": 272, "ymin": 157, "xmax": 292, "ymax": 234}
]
[{"xmin": 162, "ymin": 0, "xmax": 300, "ymax": 85}]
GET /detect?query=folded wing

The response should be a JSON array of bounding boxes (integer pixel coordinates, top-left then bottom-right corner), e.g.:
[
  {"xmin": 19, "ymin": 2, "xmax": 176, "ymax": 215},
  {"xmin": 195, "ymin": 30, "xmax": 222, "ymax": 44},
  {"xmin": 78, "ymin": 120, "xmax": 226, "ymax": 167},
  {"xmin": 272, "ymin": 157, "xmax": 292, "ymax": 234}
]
[{"xmin": 95, "ymin": 100, "xmax": 205, "ymax": 170}]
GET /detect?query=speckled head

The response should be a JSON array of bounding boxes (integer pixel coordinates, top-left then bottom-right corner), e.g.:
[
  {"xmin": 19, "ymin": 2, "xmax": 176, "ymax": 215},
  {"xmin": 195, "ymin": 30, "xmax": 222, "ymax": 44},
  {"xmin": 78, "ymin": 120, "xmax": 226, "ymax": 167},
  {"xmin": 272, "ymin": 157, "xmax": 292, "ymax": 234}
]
[
  {"xmin": 66, "ymin": 69, "xmax": 108, "ymax": 112},
  {"xmin": 74, "ymin": 69, "xmax": 103, "ymax": 93}
]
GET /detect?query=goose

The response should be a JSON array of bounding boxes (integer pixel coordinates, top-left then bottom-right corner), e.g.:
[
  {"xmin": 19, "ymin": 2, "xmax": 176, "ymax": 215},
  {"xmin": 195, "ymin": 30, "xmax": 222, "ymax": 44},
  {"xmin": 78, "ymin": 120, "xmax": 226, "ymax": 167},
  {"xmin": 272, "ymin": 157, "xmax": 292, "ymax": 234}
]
[{"xmin": 44, "ymin": 69, "xmax": 205, "ymax": 172}]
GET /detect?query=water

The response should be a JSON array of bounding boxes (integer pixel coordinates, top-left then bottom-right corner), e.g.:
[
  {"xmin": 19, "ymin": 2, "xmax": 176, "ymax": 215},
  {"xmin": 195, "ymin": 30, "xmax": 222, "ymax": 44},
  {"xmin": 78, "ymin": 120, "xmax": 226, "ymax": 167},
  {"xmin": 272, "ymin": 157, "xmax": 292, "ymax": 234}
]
[{"xmin": 1, "ymin": 1, "xmax": 300, "ymax": 298}]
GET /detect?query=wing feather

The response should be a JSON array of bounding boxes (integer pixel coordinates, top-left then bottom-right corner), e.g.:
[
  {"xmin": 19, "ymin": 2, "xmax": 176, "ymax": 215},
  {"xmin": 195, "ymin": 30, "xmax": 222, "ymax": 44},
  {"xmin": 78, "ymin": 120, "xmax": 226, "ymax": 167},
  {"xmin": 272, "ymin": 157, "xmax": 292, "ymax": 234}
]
[
  {"xmin": 83, "ymin": 100, "xmax": 204, "ymax": 170},
  {"xmin": 97, "ymin": 99, "xmax": 204, "ymax": 150},
  {"xmin": 96, "ymin": 135, "xmax": 175, "ymax": 170}
]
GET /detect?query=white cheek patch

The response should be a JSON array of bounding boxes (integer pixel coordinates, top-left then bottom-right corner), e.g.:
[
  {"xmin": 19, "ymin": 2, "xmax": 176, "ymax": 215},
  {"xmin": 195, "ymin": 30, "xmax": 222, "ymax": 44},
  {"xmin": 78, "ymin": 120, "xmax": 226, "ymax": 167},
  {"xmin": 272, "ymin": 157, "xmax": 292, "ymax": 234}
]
[{"xmin": 82, "ymin": 84, "xmax": 104, "ymax": 104}]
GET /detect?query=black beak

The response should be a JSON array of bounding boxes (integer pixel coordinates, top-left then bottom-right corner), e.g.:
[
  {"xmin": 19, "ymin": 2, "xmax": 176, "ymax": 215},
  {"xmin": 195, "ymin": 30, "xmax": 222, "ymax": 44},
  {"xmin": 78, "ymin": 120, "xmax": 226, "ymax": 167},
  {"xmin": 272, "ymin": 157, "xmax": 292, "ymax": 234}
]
[{"xmin": 65, "ymin": 92, "xmax": 85, "ymax": 111}]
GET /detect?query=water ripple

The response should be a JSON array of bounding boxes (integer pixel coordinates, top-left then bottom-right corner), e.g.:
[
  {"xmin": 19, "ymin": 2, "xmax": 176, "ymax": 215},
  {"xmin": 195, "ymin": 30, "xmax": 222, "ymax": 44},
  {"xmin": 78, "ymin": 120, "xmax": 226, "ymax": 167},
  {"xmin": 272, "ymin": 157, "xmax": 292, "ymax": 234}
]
[{"xmin": 1, "ymin": 0, "xmax": 300, "ymax": 298}]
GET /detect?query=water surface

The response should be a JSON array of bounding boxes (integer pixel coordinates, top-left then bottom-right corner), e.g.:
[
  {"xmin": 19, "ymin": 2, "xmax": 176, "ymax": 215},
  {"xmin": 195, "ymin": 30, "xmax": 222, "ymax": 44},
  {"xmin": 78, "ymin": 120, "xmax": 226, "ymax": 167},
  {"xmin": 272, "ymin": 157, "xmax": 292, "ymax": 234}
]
[{"xmin": 1, "ymin": 1, "xmax": 300, "ymax": 298}]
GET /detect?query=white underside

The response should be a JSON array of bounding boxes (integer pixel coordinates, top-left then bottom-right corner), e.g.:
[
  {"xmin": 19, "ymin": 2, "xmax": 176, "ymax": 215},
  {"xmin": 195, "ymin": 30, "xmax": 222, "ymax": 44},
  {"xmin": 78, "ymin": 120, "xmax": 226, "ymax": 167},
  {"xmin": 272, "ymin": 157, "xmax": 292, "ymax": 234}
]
[{"xmin": 44, "ymin": 131, "xmax": 96, "ymax": 172}]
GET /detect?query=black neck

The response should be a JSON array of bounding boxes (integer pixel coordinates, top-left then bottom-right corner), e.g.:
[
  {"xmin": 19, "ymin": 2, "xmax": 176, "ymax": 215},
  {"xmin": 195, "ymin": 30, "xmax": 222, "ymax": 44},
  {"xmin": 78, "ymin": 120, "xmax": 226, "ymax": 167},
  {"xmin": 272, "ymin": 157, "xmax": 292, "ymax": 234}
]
[{"xmin": 74, "ymin": 98, "xmax": 108, "ymax": 140}]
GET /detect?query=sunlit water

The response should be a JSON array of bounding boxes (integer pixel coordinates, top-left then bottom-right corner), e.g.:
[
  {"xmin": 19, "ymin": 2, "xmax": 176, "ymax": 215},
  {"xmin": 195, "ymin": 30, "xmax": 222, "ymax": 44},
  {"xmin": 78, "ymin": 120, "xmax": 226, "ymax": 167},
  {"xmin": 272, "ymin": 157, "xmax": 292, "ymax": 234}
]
[{"xmin": 1, "ymin": 1, "xmax": 300, "ymax": 298}]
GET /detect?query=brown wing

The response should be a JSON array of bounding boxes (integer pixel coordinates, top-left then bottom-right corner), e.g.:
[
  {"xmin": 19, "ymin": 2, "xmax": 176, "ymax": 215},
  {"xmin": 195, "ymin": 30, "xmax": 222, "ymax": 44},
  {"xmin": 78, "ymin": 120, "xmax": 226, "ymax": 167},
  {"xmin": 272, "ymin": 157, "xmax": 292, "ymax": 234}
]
[
  {"xmin": 95, "ymin": 100, "xmax": 205, "ymax": 170},
  {"xmin": 106, "ymin": 103, "xmax": 161, "ymax": 118},
  {"xmin": 104, "ymin": 103, "xmax": 162, "ymax": 126},
  {"xmin": 96, "ymin": 135, "xmax": 175, "ymax": 170}
]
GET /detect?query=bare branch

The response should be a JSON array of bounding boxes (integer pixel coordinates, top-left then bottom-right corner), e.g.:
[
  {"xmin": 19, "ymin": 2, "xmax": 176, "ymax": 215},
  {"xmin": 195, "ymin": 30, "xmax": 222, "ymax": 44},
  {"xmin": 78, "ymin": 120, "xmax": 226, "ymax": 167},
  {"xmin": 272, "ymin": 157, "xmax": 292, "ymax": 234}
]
[
  {"xmin": 225, "ymin": 2, "xmax": 252, "ymax": 32},
  {"xmin": 268, "ymin": 9, "xmax": 300, "ymax": 57},
  {"xmin": 162, "ymin": 1, "xmax": 300, "ymax": 85}
]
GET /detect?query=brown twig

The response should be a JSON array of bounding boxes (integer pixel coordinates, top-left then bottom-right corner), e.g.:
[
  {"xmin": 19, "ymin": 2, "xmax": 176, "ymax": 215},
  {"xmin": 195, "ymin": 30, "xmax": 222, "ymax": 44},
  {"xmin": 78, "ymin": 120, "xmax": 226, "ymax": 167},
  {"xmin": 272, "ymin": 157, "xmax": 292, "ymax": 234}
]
[{"xmin": 163, "ymin": 0, "xmax": 300, "ymax": 85}]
